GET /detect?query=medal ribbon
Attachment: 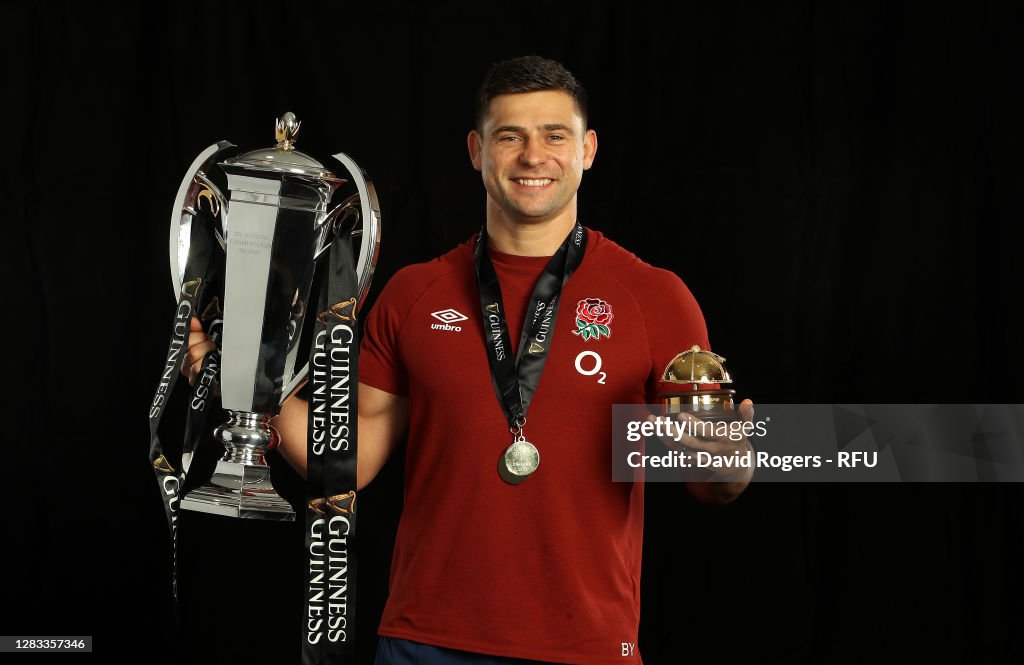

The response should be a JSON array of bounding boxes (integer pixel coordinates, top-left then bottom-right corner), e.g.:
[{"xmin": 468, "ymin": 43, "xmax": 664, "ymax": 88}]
[
  {"xmin": 473, "ymin": 222, "xmax": 587, "ymax": 432},
  {"xmin": 303, "ymin": 230, "xmax": 360, "ymax": 664}
]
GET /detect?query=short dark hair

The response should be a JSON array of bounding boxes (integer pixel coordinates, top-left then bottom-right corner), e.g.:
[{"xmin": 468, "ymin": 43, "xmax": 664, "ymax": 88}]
[{"xmin": 475, "ymin": 55, "xmax": 589, "ymax": 130}]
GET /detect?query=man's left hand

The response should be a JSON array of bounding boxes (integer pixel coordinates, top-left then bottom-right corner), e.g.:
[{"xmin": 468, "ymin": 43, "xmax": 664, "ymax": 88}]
[{"xmin": 654, "ymin": 399, "xmax": 756, "ymax": 502}]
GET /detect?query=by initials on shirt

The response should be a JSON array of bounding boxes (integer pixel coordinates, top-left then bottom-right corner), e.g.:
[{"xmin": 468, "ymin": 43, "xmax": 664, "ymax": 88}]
[{"xmin": 621, "ymin": 641, "xmax": 636, "ymax": 657}]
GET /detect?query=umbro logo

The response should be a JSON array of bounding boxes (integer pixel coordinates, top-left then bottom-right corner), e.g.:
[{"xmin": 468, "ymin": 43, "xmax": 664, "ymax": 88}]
[
  {"xmin": 431, "ymin": 308, "xmax": 468, "ymax": 332},
  {"xmin": 431, "ymin": 309, "xmax": 469, "ymax": 324}
]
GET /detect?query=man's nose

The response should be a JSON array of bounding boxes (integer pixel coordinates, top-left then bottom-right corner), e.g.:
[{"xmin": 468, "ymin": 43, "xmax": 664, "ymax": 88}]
[{"xmin": 519, "ymin": 138, "xmax": 547, "ymax": 166}]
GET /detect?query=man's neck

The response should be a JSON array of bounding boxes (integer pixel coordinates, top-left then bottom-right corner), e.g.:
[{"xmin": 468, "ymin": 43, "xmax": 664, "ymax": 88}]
[{"xmin": 485, "ymin": 205, "xmax": 578, "ymax": 257}]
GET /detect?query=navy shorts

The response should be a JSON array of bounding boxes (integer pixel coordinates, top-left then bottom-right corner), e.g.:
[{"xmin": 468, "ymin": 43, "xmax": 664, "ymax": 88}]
[{"xmin": 374, "ymin": 637, "xmax": 563, "ymax": 665}]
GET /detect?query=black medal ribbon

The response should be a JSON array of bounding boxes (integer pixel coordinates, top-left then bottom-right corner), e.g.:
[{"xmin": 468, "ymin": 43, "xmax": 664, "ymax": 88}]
[
  {"xmin": 473, "ymin": 222, "xmax": 587, "ymax": 433},
  {"xmin": 303, "ymin": 230, "xmax": 360, "ymax": 664}
]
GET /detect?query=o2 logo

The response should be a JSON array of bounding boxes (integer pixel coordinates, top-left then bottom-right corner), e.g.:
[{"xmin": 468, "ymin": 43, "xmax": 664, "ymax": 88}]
[{"xmin": 575, "ymin": 350, "xmax": 606, "ymax": 384}]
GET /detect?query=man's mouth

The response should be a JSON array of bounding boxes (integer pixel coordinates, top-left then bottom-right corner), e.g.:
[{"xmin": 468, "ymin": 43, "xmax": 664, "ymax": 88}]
[{"xmin": 512, "ymin": 178, "xmax": 554, "ymax": 187}]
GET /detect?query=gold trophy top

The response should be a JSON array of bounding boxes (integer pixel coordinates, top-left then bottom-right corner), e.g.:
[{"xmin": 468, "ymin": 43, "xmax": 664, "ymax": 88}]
[
  {"xmin": 659, "ymin": 345, "xmax": 735, "ymax": 414},
  {"xmin": 661, "ymin": 345, "xmax": 732, "ymax": 386}
]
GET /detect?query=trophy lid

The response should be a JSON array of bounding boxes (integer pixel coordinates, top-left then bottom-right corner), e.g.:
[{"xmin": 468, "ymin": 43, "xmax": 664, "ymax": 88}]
[
  {"xmin": 661, "ymin": 345, "xmax": 733, "ymax": 385},
  {"xmin": 221, "ymin": 112, "xmax": 342, "ymax": 181}
]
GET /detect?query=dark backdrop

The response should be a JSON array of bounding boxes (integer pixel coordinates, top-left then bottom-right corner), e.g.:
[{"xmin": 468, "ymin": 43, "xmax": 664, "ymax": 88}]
[{"xmin": 4, "ymin": 1, "xmax": 1022, "ymax": 663}]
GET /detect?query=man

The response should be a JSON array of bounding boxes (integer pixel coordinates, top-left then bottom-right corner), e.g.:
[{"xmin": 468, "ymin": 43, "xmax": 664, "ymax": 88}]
[{"xmin": 185, "ymin": 55, "xmax": 753, "ymax": 664}]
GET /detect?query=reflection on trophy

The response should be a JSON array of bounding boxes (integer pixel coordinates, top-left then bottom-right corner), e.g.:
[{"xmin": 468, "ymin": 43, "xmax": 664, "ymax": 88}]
[
  {"xmin": 168, "ymin": 112, "xmax": 380, "ymax": 520},
  {"xmin": 658, "ymin": 345, "xmax": 736, "ymax": 419}
]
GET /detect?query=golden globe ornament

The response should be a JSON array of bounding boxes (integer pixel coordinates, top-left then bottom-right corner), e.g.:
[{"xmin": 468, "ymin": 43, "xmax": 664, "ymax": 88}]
[{"xmin": 658, "ymin": 345, "xmax": 736, "ymax": 419}]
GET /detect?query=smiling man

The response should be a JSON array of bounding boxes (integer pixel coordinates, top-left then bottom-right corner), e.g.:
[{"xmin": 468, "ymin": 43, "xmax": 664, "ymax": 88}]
[
  {"xmin": 184, "ymin": 55, "xmax": 752, "ymax": 665},
  {"xmin": 469, "ymin": 86, "xmax": 596, "ymax": 245}
]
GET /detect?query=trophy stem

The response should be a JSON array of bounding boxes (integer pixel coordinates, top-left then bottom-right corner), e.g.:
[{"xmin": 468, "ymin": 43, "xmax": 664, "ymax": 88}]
[
  {"xmin": 218, "ymin": 410, "xmax": 274, "ymax": 465},
  {"xmin": 180, "ymin": 410, "xmax": 296, "ymax": 521}
]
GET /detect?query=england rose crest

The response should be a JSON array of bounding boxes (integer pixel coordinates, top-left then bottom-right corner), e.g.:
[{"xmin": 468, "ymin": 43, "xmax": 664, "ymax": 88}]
[{"xmin": 573, "ymin": 297, "xmax": 613, "ymax": 341}]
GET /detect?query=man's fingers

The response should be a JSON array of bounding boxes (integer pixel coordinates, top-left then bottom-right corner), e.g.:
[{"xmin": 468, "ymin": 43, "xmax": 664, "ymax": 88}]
[
  {"xmin": 181, "ymin": 338, "xmax": 216, "ymax": 384},
  {"xmin": 738, "ymin": 399, "xmax": 755, "ymax": 423},
  {"xmin": 674, "ymin": 434, "xmax": 728, "ymax": 455},
  {"xmin": 649, "ymin": 407, "xmax": 754, "ymax": 452}
]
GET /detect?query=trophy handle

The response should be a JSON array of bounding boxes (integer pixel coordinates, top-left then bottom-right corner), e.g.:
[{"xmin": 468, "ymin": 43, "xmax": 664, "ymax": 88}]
[
  {"xmin": 313, "ymin": 194, "xmax": 359, "ymax": 262},
  {"xmin": 329, "ymin": 152, "xmax": 382, "ymax": 315},
  {"xmin": 169, "ymin": 140, "xmax": 236, "ymax": 298},
  {"xmin": 278, "ymin": 152, "xmax": 381, "ymax": 406}
]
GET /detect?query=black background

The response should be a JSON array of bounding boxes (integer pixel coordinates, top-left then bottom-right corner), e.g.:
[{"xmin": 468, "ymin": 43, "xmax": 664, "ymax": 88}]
[{"xmin": 4, "ymin": 1, "xmax": 1022, "ymax": 663}]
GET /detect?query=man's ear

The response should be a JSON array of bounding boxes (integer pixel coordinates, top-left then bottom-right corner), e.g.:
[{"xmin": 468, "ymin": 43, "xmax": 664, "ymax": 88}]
[
  {"xmin": 468, "ymin": 130, "xmax": 483, "ymax": 171},
  {"xmin": 582, "ymin": 129, "xmax": 598, "ymax": 170}
]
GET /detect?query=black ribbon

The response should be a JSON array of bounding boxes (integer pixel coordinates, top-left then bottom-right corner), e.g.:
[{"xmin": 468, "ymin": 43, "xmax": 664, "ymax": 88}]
[
  {"xmin": 303, "ymin": 230, "xmax": 360, "ymax": 664},
  {"xmin": 182, "ymin": 281, "xmax": 223, "ymax": 480},
  {"xmin": 473, "ymin": 222, "xmax": 587, "ymax": 433},
  {"xmin": 147, "ymin": 219, "xmax": 221, "ymax": 599}
]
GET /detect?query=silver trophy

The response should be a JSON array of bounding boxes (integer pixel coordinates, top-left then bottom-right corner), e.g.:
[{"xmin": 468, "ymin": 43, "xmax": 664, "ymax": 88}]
[{"xmin": 169, "ymin": 112, "xmax": 380, "ymax": 520}]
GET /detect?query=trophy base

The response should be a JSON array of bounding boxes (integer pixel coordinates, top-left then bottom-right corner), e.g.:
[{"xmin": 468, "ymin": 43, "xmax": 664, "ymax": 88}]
[
  {"xmin": 181, "ymin": 460, "xmax": 296, "ymax": 521},
  {"xmin": 659, "ymin": 389, "xmax": 737, "ymax": 418}
]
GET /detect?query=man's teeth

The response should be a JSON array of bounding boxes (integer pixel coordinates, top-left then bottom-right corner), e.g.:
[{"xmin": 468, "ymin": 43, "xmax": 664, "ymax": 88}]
[{"xmin": 515, "ymin": 178, "xmax": 552, "ymax": 186}]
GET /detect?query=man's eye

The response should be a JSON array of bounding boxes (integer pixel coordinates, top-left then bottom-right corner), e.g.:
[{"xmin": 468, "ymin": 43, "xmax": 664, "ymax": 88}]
[
  {"xmin": 498, "ymin": 135, "xmax": 519, "ymax": 143},
  {"xmin": 548, "ymin": 135, "xmax": 565, "ymax": 142}
]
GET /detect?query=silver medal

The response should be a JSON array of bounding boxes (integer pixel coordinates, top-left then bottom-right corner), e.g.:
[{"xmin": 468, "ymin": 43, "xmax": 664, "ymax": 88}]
[{"xmin": 503, "ymin": 439, "xmax": 540, "ymax": 477}]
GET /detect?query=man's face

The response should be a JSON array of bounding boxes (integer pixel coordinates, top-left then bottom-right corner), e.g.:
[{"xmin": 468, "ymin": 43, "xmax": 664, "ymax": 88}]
[{"xmin": 468, "ymin": 90, "xmax": 597, "ymax": 224}]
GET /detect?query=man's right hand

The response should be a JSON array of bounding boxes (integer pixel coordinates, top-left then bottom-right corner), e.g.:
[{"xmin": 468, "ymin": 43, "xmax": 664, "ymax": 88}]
[{"xmin": 182, "ymin": 316, "xmax": 216, "ymax": 385}]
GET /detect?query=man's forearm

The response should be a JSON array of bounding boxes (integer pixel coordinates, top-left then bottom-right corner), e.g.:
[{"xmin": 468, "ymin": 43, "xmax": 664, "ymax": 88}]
[{"xmin": 270, "ymin": 383, "xmax": 409, "ymax": 491}]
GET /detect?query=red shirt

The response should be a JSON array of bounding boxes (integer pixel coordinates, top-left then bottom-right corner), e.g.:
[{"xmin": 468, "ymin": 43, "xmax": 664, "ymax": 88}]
[{"xmin": 360, "ymin": 229, "xmax": 710, "ymax": 664}]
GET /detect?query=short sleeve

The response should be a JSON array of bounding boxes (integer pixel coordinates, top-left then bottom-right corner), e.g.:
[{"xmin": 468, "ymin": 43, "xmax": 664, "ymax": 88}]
[
  {"xmin": 640, "ymin": 269, "xmax": 712, "ymax": 400},
  {"xmin": 359, "ymin": 277, "xmax": 411, "ymax": 396}
]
